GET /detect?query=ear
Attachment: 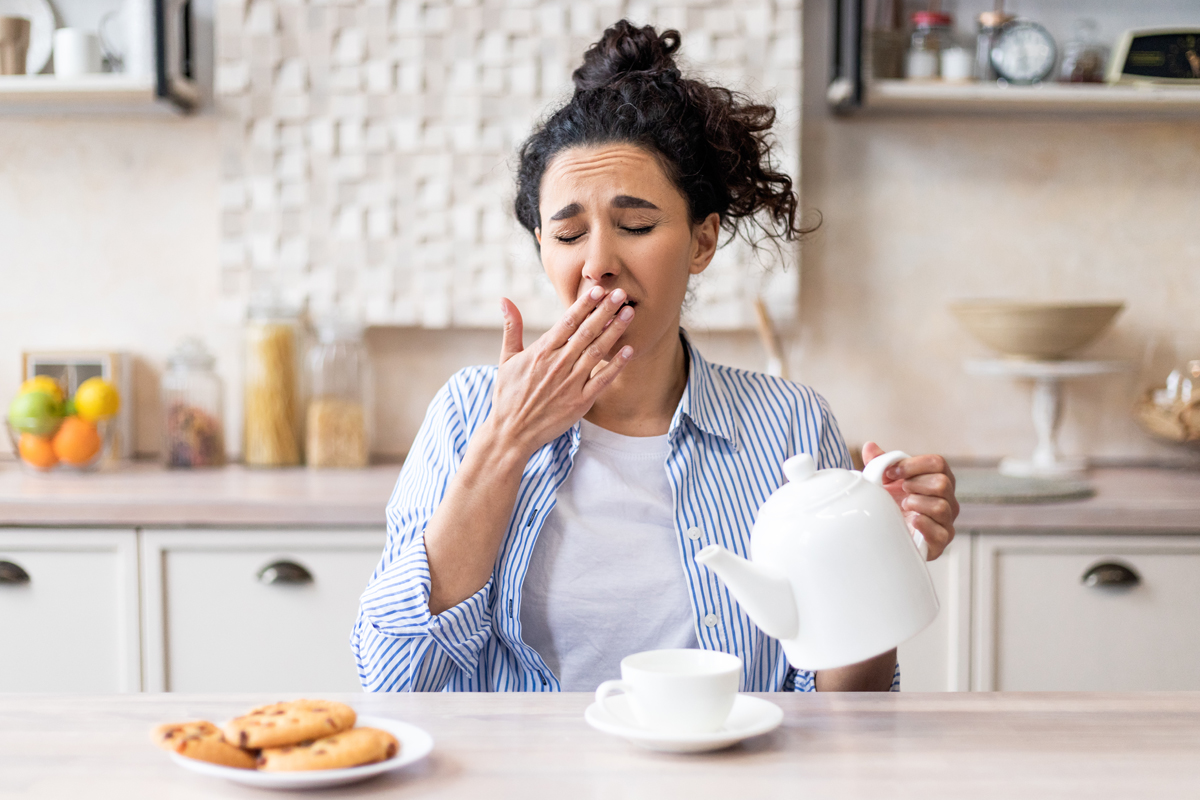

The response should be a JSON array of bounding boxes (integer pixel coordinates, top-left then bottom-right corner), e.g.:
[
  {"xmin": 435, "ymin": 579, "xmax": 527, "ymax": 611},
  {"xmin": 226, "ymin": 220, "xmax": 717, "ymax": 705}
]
[
  {"xmin": 535, "ymin": 227, "xmax": 542, "ymax": 246},
  {"xmin": 689, "ymin": 213, "xmax": 720, "ymax": 276}
]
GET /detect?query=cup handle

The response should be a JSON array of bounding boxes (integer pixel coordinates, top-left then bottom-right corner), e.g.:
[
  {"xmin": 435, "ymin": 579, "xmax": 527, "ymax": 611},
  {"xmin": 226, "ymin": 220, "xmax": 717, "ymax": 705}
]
[{"xmin": 595, "ymin": 679, "xmax": 632, "ymax": 717}]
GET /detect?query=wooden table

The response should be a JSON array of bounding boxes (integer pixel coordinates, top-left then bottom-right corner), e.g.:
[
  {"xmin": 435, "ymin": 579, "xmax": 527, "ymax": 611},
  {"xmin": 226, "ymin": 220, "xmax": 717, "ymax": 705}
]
[{"xmin": 3, "ymin": 692, "xmax": 1199, "ymax": 798}]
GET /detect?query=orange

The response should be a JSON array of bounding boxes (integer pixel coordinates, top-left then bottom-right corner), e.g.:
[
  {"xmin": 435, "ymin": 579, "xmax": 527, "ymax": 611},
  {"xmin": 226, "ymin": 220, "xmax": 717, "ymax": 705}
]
[
  {"xmin": 52, "ymin": 416, "xmax": 102, "ymax": 466},
  {"xmin": 18, "ymin": 433, "xmax": 58, "ymax": 470}
]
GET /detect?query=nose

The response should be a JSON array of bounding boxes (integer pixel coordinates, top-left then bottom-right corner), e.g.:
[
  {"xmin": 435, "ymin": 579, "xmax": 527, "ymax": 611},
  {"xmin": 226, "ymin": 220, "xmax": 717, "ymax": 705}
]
[{"xmin": 579, "ymin": 228, "xmax": 622, "ymax": 286}]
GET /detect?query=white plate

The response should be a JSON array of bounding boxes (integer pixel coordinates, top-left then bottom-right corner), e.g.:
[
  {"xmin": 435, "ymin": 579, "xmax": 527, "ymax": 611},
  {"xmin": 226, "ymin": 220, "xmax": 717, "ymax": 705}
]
[
  {"xmin": 0, "ymin": 0, "xmax": 54, "ymax": 75},
  {"xmin": 584, "ymin": 694, "xmax": 783, "ymax": 753},
  {"xmin": 168, "ymin": 715, "xmax": 433, "ymax": 790}
]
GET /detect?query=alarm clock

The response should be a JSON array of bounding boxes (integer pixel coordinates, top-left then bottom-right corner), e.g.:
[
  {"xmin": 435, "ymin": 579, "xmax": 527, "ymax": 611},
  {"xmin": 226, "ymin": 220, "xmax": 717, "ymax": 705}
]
[
  {"xmin": 1107, "ymin": 28, "xmax": 1200, "ymax": 84},
  {"xmin": 990, "ymin": 20, "xmax": 1057, "ymax": 84}
]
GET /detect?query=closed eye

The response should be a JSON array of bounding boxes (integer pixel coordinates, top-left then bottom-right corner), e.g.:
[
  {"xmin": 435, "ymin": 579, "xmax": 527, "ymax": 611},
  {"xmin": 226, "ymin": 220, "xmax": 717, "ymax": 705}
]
[
  {"xmin": 554, "ymin": 232, "xmax": 584, "ymax": 244},
  {"xmin": 622, "ymin": 225, "xmax": 655, "ymax": 235}
]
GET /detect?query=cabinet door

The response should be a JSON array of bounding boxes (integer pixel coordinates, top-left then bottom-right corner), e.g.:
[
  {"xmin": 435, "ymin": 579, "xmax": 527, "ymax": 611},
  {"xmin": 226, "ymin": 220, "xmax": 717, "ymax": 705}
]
[
  {"xmin": 0, "ymin": 530, "xmax": 140, "ymax": 692},
  {"xmin": 973, "ymin": 533, "xmax": 1200, "ymax": 691},
  {"xmin": 896, "ymin": 534, "xmax": 972, "ymax": 691},
  {"xmin": 141, "ymin": 530, "xmax": 385, "ymax": 692}
]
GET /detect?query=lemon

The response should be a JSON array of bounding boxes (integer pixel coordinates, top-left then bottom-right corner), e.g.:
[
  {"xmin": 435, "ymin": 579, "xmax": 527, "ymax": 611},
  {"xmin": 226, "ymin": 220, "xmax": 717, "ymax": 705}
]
[
  {"xmin": 74, "ymin": 378, "xmax": 121, "ymax": 422},
  {"xmin": 20, "ymin": 376, "xmax": 65, "ymax": 403}
]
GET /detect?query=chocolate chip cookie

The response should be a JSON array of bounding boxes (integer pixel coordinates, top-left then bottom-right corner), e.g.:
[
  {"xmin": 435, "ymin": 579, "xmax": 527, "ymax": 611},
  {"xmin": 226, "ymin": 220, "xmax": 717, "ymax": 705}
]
[
  {"xmin": 151, "ymin": 720, "xmax": 257, "ymax": 770},
  {"xmin": 222, "ymin": 699, "xmax": 357, "ymax": 749},
  {"xmin": 256, "ymin": 727, "xmax": 399, "ymax": 772}
]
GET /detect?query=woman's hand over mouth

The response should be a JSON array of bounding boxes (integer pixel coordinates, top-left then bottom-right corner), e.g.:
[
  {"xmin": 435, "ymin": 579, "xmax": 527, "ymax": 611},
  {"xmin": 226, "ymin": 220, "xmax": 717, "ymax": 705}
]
[{"xmin": 489, "ymin": 287, "xmax": 635, "ymax": 459}]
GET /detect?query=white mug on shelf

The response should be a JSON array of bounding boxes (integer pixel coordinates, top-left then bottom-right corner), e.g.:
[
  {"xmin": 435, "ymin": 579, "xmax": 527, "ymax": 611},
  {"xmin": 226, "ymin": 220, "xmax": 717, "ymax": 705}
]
[
  {"xmin": 53, "ymin": 28, "xmax": 101, "ymax": 77},
  {"xmin": 594, "ymin": 649, "xmax": 741, "ymax": 735}
]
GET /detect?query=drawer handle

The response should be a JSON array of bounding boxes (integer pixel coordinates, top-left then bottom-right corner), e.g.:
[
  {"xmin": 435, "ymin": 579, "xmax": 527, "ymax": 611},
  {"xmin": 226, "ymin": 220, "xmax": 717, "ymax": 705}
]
[
  {"xmin": 257, "ymin": 561, "xmax": 313, "ymax": 585},
  {"xmin": 1082, "ymin": 562, "xmax": 1140, "ymax": 589},
  {"xmin": 0, "ymin": 560, "xmax": 30, "ymax": 585}
]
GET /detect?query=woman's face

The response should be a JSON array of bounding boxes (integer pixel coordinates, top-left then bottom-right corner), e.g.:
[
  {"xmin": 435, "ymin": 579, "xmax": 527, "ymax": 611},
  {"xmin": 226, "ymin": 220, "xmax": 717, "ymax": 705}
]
[{"xmin": 536, "ymin": 143, "xmax": 719, "ymax": 361}]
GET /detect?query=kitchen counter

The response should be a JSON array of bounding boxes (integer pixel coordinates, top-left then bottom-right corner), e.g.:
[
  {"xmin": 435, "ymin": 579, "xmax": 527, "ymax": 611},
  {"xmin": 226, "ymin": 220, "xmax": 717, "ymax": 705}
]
[
  {"xmin": 3, "ymin": 692, "xmax": 1200, "ymax": 798},
  {"xmin": 0, "ymin": 462, "xmax": 1197, "ymax": 530},
  {"xmin": 0, "ymin": 461, "xmax": 402, "ymax": 527}
]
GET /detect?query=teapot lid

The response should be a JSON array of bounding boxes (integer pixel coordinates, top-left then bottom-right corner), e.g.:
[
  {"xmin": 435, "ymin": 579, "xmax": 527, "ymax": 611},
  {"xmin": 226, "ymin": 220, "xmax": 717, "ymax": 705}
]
[{"xmin": 776, "ymin": 453, "xmax": 862, "ymax": 509}]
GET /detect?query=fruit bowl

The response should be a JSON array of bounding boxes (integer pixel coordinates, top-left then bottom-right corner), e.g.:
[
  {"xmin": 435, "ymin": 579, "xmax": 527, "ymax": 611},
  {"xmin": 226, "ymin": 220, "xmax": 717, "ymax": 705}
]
[
  {"xmin": 7, "ymin": 376, "xmax": 120, "ymax": 473},
  {"xmin": 6, "ymin": 416, "xmax": 114, "ymax": 473},
  {"xmin": 948, "ymin": 301, "xmax": 1125, "ymax": 361}
]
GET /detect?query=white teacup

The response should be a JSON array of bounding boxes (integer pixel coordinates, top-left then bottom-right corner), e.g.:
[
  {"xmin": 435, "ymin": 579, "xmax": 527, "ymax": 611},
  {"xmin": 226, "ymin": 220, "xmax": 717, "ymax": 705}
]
[{"xmin": 595, "ymin": 649, "xmax": 741, "ymax": 734}]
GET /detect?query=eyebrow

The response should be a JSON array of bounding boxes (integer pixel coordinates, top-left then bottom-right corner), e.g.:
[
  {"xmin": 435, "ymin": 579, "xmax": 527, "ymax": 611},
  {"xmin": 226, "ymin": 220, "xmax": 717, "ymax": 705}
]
[
  {"xmin": 548, "ymin": 195, "xmax": 660, "ymax": 221},
  {"xmin": 612, "ymin": 195, "xmax": 659, "ymax": 210}
]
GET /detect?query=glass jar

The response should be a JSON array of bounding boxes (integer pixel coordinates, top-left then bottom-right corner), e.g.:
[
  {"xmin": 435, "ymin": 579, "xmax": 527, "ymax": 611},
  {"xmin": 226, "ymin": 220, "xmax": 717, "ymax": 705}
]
[
  {"xmin": 906, "ymin": 11, "xmax": 953, "ymax": 80},
  {"xmin": 162, "ymin": 338, "xmax": 226, "ymax": 468},
  {"xmin": 243, "ymin": 303, "xmax": 305, "ymax": 467},
  {"xmin": 1058, "ymin": 19, "xmax": 1108, "ymax": 83},
  {"xmin": 305, "ymin": 320, "xmax": 371, "ymax": 468},
  {"xmin": 976, "ymin": 11, "xmax": 1015, "ymax": 82}
]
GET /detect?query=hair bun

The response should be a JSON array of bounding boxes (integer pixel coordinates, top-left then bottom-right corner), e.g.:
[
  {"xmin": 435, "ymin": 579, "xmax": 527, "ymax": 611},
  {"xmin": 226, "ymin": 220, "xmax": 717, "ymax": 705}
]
[{"xmin": 572, "ymin": 20, "xmax": 682, "ymax": 93}]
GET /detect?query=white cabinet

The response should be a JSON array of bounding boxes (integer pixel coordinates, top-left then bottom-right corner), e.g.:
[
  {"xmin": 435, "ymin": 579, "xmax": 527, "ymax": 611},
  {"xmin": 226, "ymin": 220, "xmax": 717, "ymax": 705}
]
[
  {"xmin": 0, "ymin": 530, "xmax": 140, "ymax": 692},
  {"xmin": 141, "ymin": 530, "xmax": 385, "ymax": 693},
  {"xmin": 972, "ymin": 534, "xmax": 1200, "ymax": 691},
  {"xmin": 896, "ymin": 535, "xmax": 972, "ymax": 691}
]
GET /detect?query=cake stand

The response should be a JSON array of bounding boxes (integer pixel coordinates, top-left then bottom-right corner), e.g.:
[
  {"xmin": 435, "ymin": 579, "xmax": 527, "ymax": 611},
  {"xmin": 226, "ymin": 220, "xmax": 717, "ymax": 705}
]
[{"xmin": 965, "ymin": 359, "xmax": 1124, "ymax": 478}]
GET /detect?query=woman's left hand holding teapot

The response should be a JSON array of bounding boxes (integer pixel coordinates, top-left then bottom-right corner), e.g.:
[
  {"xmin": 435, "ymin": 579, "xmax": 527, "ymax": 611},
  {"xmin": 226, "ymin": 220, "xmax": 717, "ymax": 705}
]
[{"xmin": 862, "ymin": 443, "xmax": 959, "ymax": 561}]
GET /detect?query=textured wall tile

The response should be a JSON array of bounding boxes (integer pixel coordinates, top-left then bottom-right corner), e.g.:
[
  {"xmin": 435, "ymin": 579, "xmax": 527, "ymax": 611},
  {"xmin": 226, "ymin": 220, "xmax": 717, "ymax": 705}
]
[{"xmin": 218, "ymin": 0, "xmax": 800, "ymax": 329}]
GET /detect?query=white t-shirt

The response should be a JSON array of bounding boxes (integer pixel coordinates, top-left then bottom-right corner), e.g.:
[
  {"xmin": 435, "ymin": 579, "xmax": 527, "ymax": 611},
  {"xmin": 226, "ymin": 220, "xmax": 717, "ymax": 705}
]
[{"xmin": 520, "ymin": 419, "xmax": 699, "ymax": 691}]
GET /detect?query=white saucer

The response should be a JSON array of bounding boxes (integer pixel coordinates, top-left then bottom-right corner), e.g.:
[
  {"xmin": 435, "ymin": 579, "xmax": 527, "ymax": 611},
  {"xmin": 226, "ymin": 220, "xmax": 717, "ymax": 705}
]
[
  {"xmin": 168, "ymin": 715, "xmax": 433, "ymax": 790},
  {"xmin": 584, "ymin": 694, "xmax": 783, "ymax": 753}
]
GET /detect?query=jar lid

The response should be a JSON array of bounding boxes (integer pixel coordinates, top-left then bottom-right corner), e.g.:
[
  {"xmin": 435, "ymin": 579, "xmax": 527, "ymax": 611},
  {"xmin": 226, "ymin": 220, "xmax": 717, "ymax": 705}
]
[
  {"xmin": 316, "ymin": 318, "xmax": 365, "ymax": 344},
  {"xmin": 168, "ymin": 337, "xmax": 216, "ymax": 370},
  {"xmin": 978, "ymin": 11, "xmax": 1015, "ymax": 27},
  {"xmin": 911, "ymin": 11, "xmax": 953, "ymax": 27}
]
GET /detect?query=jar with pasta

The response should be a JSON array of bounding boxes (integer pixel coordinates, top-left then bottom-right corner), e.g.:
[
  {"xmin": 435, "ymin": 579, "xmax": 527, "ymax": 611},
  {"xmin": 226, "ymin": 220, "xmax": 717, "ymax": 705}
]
[
  {"xmin": 305, "ymin": 320, "xmax": 371, "ymax": 468},
  {"xmin": 243, "ymin": 303, "xmax": 305, "ymax": 467},
  {"xmin": 162, "ymin": 337, "xmax": 226, "ymax": 468}
]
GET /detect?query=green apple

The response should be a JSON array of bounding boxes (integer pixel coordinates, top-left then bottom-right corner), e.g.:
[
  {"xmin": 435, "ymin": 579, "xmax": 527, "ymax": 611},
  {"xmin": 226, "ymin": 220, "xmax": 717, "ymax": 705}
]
[{"xmin": 8, "ymin": 391, "xmax": 64, "ymax": 436}]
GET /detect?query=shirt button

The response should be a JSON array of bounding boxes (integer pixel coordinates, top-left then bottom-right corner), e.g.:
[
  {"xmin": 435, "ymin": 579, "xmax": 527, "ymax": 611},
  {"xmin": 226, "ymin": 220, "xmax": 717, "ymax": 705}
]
[
  {"xmin": 703, "ymin": 613, "xmax": 718, "ymax": 627},
  {"xmin": 687, "ymin": 526, "xmax": 702, "ymax": 541}
]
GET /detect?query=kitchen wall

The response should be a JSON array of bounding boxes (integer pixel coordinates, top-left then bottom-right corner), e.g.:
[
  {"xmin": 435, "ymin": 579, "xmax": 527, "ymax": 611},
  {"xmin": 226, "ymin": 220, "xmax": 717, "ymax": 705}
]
[{"xmin": 2, "ymin": 0, "xmax": 1198, "ymax": 465}]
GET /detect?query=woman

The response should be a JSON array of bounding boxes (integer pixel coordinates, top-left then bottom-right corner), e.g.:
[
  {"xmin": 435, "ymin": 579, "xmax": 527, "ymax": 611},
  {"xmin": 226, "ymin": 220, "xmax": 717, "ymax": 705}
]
[{"xmin": 353, "ymin": 21, "xmax": 958, "ymax": 693}]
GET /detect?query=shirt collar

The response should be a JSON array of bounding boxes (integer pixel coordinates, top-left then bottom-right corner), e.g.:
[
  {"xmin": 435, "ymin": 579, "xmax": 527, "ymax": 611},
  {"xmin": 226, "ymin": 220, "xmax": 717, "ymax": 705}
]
[{"xmin": 670, "ymin": 329, "xmax": 742, "ymax": 452}]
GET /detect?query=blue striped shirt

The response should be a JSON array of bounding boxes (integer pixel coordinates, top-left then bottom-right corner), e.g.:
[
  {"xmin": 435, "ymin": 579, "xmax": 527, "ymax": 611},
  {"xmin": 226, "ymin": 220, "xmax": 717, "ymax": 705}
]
[{"xmin": 353, "ymin": 332, "xmax": 902, "ymax": 693}]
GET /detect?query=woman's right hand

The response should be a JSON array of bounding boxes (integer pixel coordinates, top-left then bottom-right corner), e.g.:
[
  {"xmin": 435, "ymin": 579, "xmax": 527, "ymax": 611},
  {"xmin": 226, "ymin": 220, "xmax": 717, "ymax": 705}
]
[{"xmin": 488, "ymin": 286, "xmax": 635, "ymax": 458}]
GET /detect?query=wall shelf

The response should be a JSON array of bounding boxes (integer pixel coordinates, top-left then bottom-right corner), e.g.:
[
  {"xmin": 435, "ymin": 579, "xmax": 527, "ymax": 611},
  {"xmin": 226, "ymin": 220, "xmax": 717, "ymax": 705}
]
[
  {"xmin": 829, "ymin": 0, "xmax": 1200, "ymax": 117},
  {"xmin": 863, "ymin": 79, "xmax": 1200, "ymax": 115},
  {"xmin": 0, "ymin": 75, "xmax": 179, "ymax": 115}
]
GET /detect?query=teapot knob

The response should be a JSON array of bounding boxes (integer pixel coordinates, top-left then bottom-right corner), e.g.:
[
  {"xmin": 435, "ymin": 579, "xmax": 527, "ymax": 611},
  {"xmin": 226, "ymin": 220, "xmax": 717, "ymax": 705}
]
[{"xmin": 782, "ymin": 454, "xmax": 817, "ymax": 483}]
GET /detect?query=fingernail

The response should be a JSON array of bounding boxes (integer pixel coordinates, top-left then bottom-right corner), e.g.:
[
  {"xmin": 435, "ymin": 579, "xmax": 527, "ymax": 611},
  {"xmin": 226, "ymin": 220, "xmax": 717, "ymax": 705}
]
[
  {"xmin": 589, "ymin": 286, "xmax": 604, "ymax": 300},
  {"xmin": 618, "ymin": 306, "xmax": 634, "ymax": 321},
  {"xmin": 620, "ymin": 346, "xmax": 633, "ymax": 359},
  {"xmin": 886, "ymin": 467, "xmax": 899, "ymax": 480},
  {"xmin": 500, "ymin": 301, "xmax": 508, "ymax": 318},
  {"xmin": 610, "ymin": 289, "xmax": 625, "ymax": 305}
]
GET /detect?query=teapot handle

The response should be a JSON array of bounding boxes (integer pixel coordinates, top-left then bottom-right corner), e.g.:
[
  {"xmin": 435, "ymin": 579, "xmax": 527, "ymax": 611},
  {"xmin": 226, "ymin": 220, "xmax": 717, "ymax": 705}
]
[{"xmin": 863, "ymin": 450, "xmax": 930, "ymax": 561}]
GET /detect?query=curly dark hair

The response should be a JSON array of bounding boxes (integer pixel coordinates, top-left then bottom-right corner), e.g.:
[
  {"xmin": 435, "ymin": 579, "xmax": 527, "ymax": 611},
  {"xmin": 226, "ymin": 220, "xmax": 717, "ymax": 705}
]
[{"xmin": 514, "ymin": 19, "xmax": 814, "ymax": 252}]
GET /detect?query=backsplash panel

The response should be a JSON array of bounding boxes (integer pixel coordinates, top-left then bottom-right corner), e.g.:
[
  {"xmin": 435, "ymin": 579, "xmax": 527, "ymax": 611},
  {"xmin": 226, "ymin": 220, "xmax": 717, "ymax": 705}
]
[{"xmin": 215, "ymin": 0, "xmax": 802, "ymax": 330}]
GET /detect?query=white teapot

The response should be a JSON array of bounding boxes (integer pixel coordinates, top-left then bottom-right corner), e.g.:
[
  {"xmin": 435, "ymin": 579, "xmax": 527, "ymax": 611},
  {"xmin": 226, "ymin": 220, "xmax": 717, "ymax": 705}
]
[{"xmin": 695, "ymin": 451, "xmax": 938, "ymax": 671}]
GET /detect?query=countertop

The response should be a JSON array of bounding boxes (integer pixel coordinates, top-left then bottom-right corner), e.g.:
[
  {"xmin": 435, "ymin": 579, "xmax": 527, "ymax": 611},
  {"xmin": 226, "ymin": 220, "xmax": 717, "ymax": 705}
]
[
  {"xmin": 3, "ymin": 692, "xmax": 1200, "ymax": 799},
  {"xmin": 0, "ymin": 461, "xmax": 402, "ymax": 527},
  {"xmin": 0, "ymin": 461, "xmax": 1197, "ymax": 531}
]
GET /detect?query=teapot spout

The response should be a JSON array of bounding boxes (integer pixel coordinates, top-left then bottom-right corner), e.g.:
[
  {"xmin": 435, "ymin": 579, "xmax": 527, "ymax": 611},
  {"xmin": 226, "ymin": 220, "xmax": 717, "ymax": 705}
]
[{"xmin": 695, "ymin": 545, "xmax": 798, "ymax": 640}]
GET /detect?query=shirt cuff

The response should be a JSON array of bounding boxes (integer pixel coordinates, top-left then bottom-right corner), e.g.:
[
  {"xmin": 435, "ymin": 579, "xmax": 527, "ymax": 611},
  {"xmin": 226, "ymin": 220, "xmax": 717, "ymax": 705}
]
[{"xmin": 359, "ymin": 536, "xmax": 494, "ymax": 674}]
